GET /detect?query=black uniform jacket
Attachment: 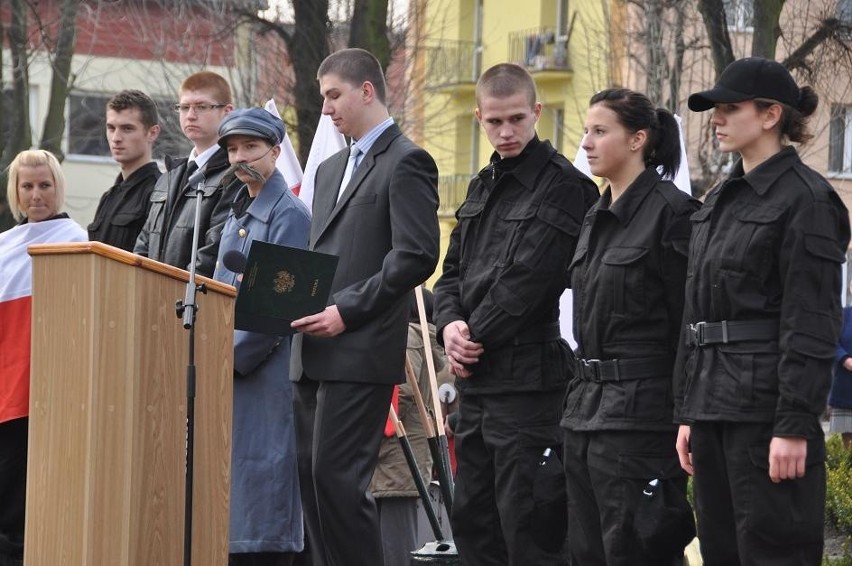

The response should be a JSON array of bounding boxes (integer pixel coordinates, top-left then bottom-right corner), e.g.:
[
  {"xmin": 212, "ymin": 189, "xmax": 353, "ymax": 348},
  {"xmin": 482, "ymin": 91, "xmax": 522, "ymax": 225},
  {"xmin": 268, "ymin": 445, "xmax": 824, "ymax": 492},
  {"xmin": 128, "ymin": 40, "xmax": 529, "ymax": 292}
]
[
  {"xmin": 561, "ymin": 169, "xmax": 699, "ymax": 431},
  {"xmin": 88, "ymin": 162, "xmax": 161, "ymax": 252},
  {"xmin": 673, "ymin": 147, "xmax": 850, "ymax": 438},
  {"xmin": 433, "ymin": 137, "xmax": 598, "ymax": 395},
  {"xmin": 134, "ymin": 148, "xmax": 241, "ymax": 277}
]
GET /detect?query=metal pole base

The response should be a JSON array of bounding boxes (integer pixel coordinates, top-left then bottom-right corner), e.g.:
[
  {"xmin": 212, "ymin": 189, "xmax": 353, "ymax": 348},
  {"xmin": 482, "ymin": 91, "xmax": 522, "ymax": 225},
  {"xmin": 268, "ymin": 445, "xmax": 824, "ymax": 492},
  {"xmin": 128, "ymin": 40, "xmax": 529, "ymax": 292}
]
[{"xmin": 410, "ymin": 541, "xmax": 461, "ymax": 565}]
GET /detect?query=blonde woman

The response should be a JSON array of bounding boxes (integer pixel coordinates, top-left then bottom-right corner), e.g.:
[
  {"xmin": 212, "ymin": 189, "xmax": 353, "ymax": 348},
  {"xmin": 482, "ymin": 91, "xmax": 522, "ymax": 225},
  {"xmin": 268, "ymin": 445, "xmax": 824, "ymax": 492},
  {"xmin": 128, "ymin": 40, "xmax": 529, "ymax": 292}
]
[{"xmin": 0, "ymin": 150, "xmax": 86, "ymax": 565}]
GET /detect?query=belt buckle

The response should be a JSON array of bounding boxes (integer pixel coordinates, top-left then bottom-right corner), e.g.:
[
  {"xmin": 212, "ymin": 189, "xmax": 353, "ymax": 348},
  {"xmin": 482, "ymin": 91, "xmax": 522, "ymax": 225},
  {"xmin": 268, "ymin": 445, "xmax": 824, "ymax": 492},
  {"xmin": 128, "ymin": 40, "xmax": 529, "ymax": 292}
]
[
  {"xmin": 689, "ymin": 322, "xmax": 706, "ymax": 346},
  {"xmin": 581, "ymin": 358, "xmax": 601, "ymax": 382}
]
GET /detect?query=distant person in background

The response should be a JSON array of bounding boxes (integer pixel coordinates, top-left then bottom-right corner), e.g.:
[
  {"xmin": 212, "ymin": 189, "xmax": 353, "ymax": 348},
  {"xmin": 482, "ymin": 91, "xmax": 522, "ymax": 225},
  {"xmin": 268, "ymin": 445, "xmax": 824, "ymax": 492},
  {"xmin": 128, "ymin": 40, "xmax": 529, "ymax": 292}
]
[
  {"xmin": 212, "ymin": 108, "xmax": 311, "ymax": 566},
  {"xmin": 0, "ymin": 150, "xmax": 87, "ymax": 566},
  {"xmin": 88, "ymin": 89, "xmax": 161, "ymax": 251},
  {"xmin": 134, "ymin": 71, "xmax": 241, "ymax": 276},
  {"xmin": 831, "ymin": 303, "xmax": 852, "ymax": 450},
  {"xmin": 370, "ymin": 289, "xmax": 451, "ymax": 566}
]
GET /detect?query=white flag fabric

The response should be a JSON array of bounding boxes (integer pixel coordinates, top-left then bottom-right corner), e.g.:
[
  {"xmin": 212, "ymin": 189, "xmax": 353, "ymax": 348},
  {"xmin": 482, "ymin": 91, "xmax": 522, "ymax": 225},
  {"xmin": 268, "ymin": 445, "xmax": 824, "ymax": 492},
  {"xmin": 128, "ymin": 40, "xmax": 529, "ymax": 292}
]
[
  {"xmin": 572, "ymin": 146, "xmax": 593, "ymax": 180},
  {"xmin": 671, "ymin": 114, "xmax": 691, "ymax": 195},
  {"xmin": 264, "ymin": 99, "xmax": 304, "ymax": 193},
  {"xmin": 300, "ymin": 114, "xmax": 347, "ymax": 213}
]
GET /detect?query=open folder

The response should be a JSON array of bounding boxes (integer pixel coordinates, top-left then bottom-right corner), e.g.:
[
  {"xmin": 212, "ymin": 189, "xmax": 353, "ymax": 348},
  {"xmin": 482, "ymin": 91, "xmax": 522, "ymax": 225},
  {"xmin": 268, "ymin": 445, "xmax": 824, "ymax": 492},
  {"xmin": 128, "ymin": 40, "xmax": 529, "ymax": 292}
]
[{"xmin": 234, "ymin": 240, "xmax": 339, "ymax": 336}]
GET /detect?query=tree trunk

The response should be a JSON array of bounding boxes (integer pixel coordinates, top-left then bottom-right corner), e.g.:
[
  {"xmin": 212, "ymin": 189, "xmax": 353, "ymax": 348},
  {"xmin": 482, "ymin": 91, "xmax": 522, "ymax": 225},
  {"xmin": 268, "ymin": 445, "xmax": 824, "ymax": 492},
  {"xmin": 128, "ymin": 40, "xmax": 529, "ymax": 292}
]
[
  {"xmin": 669, "ymin": 1, "xmax": 686, "ymax": 113},
  {"xmin": 0, "ymin": 0, "xmax": 32, "ymax": 231},
  {"xmin": 39, "ymin": 0, "xmax": 79, "ymax": 159},
  {"xmin": 752, "ymin": 0, "xmax": 786, "ymax": 58},
  {"xmin": 645, "ymin": 0, "xmax": 666, "ymax": 104},
  {"xmin": 348, "ymin": 0, "xmax": 390, "ymax": 71},
  {"xmin": 697, "ymin": 0, "xmax": 735, "ymax": 77},
  {"xmin": 293, "ymin": 0, "xmax": 331, "ymax": 164}
]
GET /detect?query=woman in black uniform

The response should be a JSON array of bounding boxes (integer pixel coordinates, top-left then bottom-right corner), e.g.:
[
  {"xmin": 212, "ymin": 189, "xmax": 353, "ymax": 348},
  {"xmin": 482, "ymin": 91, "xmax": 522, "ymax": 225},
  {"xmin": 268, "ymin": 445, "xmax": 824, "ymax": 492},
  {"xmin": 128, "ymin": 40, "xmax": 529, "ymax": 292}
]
[
  {"xmin": 561, "ymin": 88, "xmax": 699, "ymax": 566},
  {"xmin": 676, "ymin": 57, "xmax": 850, "ymax": 566}
]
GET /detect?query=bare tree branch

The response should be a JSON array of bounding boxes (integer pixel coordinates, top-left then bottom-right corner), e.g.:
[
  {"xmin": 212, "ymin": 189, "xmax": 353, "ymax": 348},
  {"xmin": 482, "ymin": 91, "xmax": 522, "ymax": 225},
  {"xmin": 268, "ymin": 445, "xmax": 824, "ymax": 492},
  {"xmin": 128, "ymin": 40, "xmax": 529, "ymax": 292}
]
[{"xmin": 782, "ymin": 16, "xmax": 848, "ymax": 74}]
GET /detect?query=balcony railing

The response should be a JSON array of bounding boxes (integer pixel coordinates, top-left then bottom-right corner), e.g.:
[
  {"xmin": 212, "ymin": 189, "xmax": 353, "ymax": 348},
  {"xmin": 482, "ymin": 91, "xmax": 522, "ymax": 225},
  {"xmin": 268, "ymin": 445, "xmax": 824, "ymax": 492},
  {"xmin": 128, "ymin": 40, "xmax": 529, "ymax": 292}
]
[
  {"xmin": 438, "ymin": 174, "xmax": 472, "ymax": 216},
  {"xmin": 508, "ymin": 27, "xmax": 570, "ymax": 73},
  {"xmin": 423, "ymin": 40, "xmax": 477, "ymax": 90}
]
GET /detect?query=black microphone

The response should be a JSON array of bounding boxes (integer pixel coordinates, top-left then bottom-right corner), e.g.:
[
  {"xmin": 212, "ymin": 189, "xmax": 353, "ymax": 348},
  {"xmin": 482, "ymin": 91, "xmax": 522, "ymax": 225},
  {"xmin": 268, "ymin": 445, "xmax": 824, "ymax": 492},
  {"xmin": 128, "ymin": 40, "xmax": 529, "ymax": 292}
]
[
  {"xmin": 186, "ymin": 166, "xmax": 206, "ymax": 188},
  {"xmin": 222, "ymin": 249, "xmax": 247, "ymax": 274}
]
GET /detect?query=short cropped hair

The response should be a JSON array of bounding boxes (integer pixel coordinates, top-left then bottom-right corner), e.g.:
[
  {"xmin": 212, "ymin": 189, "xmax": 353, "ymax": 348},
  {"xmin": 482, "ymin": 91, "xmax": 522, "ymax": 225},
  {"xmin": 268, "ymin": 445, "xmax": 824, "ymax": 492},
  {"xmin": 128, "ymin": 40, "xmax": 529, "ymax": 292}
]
[
  {"xmin": 317, "ymin": 48, "xmax": 387, "ymax": 105},
  {"xmin": 106, "ymin": 89, "xmax": 159, "ymax": 129},
  {"xmin": 6, "ymin": 149, "xmax": 66, "ymax": 221},
  {"xmin": 476, "ymin": 63, "xmax": 537, "ymax": 107},
  {"xmin": 180, "ymin": 71, "xmax": 233, "ymax": 104}
]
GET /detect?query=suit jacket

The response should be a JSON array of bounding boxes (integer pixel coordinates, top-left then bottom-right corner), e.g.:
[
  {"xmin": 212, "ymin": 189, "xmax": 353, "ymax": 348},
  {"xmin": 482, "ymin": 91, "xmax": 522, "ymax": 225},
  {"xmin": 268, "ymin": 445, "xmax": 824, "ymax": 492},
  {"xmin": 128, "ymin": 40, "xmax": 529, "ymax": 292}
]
[{"xmin": 290, "ymin": 123, "xmax": 440, "ymax": 385}]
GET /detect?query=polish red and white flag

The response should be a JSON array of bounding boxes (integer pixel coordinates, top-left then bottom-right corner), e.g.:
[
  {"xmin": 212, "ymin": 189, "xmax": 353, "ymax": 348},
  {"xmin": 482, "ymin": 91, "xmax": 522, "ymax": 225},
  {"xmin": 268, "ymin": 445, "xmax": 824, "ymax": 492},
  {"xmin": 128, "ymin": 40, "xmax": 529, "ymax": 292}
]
[{"xmin": 0, "ymin": 218, "xmax": 86, "ymax": 423}]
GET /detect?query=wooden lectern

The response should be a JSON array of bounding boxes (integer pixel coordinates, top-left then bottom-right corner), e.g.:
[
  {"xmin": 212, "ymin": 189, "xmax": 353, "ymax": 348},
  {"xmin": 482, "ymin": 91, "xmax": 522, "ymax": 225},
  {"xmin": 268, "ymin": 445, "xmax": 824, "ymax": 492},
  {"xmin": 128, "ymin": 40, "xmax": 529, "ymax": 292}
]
[{"xmin": 25, "ymin": 242, "xmax": 235, "ymax": 566}]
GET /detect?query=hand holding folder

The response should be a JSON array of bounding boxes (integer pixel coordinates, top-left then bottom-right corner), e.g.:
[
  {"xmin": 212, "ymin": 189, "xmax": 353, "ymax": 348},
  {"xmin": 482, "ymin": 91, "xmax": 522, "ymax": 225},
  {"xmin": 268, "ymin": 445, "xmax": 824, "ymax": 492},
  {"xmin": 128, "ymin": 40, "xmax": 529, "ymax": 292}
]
[{"xmin": 232, "ymin": 240, "xmax": 339, "ymax": 336}]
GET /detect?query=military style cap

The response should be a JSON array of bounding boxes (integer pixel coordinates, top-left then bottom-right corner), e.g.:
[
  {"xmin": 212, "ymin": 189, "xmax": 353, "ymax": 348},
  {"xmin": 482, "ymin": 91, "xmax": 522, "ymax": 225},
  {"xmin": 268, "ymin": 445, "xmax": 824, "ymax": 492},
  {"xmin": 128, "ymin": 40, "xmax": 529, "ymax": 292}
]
[
  {"xmin": 218, "ymin": 107, "xmax": 285, "ymax": 147},
  {"xmin": 688, "ymin": 57, "xmax": 800, "ymax": 112}
]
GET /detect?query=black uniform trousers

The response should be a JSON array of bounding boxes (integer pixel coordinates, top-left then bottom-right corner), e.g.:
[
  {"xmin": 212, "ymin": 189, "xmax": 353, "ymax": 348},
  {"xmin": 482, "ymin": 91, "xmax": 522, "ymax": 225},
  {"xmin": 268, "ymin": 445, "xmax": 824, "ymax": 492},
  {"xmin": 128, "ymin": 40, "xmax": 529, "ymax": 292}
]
[
  {"xmin": 293, "ymin": 377, "xmax": 394, "ymax": 566},
  {"xmin": 562, "ymin": 428, "xmax": 685, "ymax": 566},
  {"xmin": 690, "ymin": 421, "xmax": 825, "ymax": 566},
  {"xmin": 0, "ymin": 418, "xmax": 27, "ymax": 561},
  {"xmin": 451, "ymin": 390, "xmax": 566, "ymax": 566}
]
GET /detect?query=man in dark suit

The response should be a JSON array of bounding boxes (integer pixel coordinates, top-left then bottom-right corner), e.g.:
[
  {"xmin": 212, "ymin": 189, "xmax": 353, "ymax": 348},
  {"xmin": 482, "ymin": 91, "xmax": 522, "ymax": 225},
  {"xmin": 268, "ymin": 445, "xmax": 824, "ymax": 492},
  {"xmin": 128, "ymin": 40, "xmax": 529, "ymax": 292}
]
[{"xmin": 290, "ymin": 48, "xmax": 440, "ymax": 566}]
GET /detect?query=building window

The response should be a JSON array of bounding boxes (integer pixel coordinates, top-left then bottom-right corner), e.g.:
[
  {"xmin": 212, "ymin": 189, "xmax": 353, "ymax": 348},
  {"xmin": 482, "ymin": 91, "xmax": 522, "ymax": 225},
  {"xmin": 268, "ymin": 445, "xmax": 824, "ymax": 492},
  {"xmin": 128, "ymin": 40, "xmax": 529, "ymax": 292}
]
[
  {"xmin": 829, "ymin": 105, "xmax": 852, "ymax": 175},
  {"xmin": 839, "ymin": 0, "xmax": 852, "ymax": 21},
  {"xmin": 839, "ymin": 0, "xmax": 852, "ymax": 38},
  {"xmin": 723, "ymin": 0, "xmax": 754, "ymax": 31},
  {"xmin": 68, "ymin": 92, "xmax": 190, "ymax": 160}
]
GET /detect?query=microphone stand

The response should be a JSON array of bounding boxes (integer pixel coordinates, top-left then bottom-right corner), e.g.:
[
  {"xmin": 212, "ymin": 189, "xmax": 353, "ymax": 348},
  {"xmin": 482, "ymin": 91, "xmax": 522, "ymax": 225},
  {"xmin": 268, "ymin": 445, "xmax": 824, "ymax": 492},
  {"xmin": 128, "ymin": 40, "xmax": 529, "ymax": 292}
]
[{"xmin": 175, "ymin": 177, "xmax": 208, "ymax": 566}]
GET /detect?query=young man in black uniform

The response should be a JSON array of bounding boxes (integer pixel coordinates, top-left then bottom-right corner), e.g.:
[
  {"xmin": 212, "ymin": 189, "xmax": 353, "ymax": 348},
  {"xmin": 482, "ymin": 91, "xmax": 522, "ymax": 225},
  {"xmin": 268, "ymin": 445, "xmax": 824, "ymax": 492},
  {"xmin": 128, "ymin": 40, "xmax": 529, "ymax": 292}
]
[
  {"xmin": 88, "ymin": 90, "xmax": 161, "ymax": 251},
  {"xmin": 433, "ymin": 63, "xmax": 598, "ymax": 566}
]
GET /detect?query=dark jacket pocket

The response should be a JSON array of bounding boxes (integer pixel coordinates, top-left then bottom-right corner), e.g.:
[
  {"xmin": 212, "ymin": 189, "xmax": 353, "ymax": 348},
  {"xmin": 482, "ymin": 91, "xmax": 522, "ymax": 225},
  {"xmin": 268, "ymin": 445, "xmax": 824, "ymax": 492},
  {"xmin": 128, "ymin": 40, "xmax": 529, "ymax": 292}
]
[{"xmin": 601, "ymin": 246, "xmax": 649, "ymax": 316}]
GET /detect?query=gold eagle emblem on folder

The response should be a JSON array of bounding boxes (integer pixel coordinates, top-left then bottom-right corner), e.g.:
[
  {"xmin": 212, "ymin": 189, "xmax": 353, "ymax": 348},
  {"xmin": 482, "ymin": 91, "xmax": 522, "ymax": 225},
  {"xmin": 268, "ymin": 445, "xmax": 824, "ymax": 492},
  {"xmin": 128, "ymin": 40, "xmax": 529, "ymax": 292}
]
[{"xmin": 274, "ymin": 270, "xmax": 296, "ymax": 294}]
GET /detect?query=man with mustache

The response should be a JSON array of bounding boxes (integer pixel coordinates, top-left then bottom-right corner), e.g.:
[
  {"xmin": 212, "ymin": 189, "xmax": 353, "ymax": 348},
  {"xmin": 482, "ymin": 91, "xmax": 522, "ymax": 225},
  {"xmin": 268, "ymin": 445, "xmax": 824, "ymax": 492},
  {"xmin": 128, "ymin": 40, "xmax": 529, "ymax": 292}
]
[{"xmin": 213, "ymin": 107, "xmax": 311, "ymax": 566}]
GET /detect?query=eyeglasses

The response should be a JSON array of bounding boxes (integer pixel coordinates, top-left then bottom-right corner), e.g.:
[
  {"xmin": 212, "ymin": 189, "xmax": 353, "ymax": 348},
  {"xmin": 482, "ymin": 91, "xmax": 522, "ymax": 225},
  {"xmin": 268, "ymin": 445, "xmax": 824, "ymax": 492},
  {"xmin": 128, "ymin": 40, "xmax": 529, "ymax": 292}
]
[{"xmin": 173, "ymin": 103, "xmax": 227, "ymax": 114}]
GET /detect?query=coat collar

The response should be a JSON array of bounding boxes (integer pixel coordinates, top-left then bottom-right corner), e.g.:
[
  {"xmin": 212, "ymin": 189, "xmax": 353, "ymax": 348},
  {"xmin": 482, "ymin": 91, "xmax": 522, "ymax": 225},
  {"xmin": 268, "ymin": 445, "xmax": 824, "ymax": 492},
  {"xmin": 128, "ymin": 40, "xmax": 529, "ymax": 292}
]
[
  {"xmin": 727, "ymin": 145, "xmax": 800, "ymax": 197},
  {"xmin": 242, "ymin": 169, "xmax": 289, "ymax": 224},
  {"xmin": 480, "ymin": 137, "xmax": 554, "ymax": 192},
  {"xmin": 593, "ymin": 167, "xmax": 662, "ymax": 226}
]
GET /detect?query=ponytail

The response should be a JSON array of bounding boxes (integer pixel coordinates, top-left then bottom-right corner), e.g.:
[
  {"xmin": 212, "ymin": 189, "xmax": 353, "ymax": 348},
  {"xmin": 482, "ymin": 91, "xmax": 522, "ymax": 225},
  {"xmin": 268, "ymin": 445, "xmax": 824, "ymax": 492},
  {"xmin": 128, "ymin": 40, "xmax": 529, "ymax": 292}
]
[{"xmin": 648, "ymin": 108, "xmax": 682, "ymax": 179}]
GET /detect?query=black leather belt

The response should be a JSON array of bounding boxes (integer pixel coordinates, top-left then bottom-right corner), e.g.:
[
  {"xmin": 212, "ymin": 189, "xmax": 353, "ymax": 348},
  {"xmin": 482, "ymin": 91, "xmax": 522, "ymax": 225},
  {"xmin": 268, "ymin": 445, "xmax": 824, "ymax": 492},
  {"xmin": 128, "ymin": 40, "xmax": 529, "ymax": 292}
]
[
  {"xmin": 574, "ymin": 356, "xmax": 673, "ymax": 383},
  {"xmin": 512, "ymin": 323, "xmax": 562, "ymax": 346},
  {"xmin": 685, "ymin": 319, "xmax": 778, "ymax": 347}
]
